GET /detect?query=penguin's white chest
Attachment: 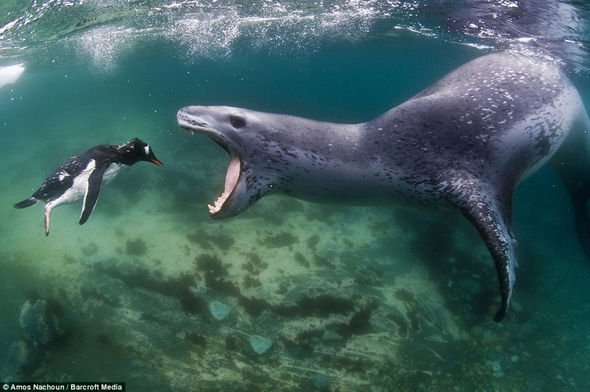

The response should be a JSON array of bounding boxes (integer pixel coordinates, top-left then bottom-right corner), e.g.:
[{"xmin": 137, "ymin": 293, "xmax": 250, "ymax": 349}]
[
  {"xmin": 103, "ymin": 163, "xmax": 124, "ymax": 184},
  {"xmin": 46, "ymin": 160, "xmax": 96, "ymax": 209}
]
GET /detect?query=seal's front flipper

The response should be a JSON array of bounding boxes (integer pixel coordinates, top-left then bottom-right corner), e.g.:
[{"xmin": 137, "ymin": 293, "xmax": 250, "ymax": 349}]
[
  {"xmin": 455, "ymin": 185, "xmax": 517, "ymax": 322},
  {"xmin": 79, "ymin": 165, "xmax": 106, "ymax": 225}
]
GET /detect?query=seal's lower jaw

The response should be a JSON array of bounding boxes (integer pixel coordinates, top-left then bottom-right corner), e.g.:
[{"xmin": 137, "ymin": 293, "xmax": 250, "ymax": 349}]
[
  {"xmin": 178, "ymin": 122, "xmax": 242, "ymax": 218},
  {"xmin": 208, "ymin": 153, "xmax": 241, "ymax": 218}
]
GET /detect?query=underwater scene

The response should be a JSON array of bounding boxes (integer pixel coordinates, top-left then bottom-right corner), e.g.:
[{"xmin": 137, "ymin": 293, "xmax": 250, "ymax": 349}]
[{"xmin": 1, "ymin": 0, "xmax": 590, "ymax": 391}]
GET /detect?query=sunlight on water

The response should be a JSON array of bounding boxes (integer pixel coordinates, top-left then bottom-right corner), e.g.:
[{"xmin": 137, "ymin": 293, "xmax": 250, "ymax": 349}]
[
  {"xmin": 0, "ymin": 63, "xmax": 24, "ymax": 88},
  {"xmin": 76, "ymin": 26, "xmax": 136, "ymax": 71}
]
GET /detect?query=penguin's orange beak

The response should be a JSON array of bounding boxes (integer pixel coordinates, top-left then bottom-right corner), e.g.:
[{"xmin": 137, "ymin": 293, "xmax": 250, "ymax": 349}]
[{"xmin": 151, "ymin": 158, "xmax": 163, "ymax": 166}]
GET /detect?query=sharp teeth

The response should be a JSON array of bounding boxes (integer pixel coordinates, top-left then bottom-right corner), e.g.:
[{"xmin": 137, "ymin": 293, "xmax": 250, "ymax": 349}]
[
  {"xmin": 208, "ymin": 197, "xmax": 223, "ymax": 215},
  {"xmin": 207, "ymin": 153, "xmax": 240, "ymax": 216},
  {"xmin": 190, "ymin": 130, "xmax": 195, "ymax": 135}
]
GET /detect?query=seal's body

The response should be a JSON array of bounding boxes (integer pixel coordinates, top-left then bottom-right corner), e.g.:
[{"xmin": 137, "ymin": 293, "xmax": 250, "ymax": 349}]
[
  {"xmin": 177, "ymin": 52, "xmax": 590, "ymax": 321},
  {"xmin": 14, "ymin": 138, "xmax": 163, "ymax": 236}
]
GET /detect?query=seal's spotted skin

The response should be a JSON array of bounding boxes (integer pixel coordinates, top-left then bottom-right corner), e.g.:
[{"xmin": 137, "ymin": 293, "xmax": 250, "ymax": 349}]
[{"xmin": 177, "ymin": 52, "xmax": 590, "ymax": 321}]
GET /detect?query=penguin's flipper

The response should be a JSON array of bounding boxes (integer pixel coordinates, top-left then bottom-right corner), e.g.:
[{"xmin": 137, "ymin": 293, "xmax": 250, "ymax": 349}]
[
  {"xmin": 79, "ymin": 165, "xmax": 106, "ymax": 225},
  {"xmin": 448, "ymin": 176, "xmax": 517, "ymax": 322}
]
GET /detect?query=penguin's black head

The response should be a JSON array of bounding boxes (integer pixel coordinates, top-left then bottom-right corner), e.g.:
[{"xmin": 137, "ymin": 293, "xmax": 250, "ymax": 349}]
[{"xmin": 120, "ymin": 138, "xmax": 163, "ymax": 166}]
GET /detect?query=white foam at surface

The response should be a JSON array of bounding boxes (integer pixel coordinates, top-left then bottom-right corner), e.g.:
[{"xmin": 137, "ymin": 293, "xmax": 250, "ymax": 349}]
[
  {"xmin": 76, "ymin": 26, "xmax": 134, "ymax": 71},
  {"xmin": 0, "ymin": 64, "xmax": 25, "ymax": 89}
]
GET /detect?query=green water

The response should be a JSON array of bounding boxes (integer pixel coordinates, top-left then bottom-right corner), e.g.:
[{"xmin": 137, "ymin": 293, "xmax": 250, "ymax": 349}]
[{"xmin": 2, "ymin": 1, "xmax": 590, "ymax": 391}]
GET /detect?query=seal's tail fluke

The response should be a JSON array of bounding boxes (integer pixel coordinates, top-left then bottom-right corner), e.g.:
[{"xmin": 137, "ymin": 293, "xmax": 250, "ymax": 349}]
[{"xmin": 14, "ymin": 197, "xmax": 37, "ymax": 209}]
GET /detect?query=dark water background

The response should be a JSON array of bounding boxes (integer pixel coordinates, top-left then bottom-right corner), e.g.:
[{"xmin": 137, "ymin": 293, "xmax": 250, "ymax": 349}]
[{"xmin": 1, "ymin": 1, "xmax": 590, "ymax": 391}]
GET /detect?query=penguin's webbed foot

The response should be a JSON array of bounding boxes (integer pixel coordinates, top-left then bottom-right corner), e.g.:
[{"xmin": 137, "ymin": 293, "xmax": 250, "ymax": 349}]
[{"xmin": 44, "ymin": 209, "xmax": 51, "ymax": 237}]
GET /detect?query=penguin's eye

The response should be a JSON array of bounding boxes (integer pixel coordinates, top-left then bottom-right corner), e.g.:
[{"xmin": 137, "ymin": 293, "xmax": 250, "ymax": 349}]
[
  {"xmin": 144, "ymin": 145, "xmax": 150, "ymax": 155},
  {"xmin": 229, "ymin": 115, "xmax": 246, "ymax": 129}
]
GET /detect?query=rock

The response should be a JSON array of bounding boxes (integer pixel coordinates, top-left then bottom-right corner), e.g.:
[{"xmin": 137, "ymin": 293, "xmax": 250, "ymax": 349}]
[
  {"xmin": 126, "ymin": 238, "xmax": 147, "ymax": 256},
  {"xmin": 209, "ymin": 301, "xmax": 231, "ymax": 321},
  {"xmin": 471, "ymin": 326, "xmax": 484, "ymax": 338},
  {"xmin": 312, "ymin": 373, "xmax": 330, "ymax": 390},
  {"xmin": 512, "ymin": 301, "xmax": 523, "ymax": 312},
  {"xmin": 8, "ymin": 340, "xmax": 43, "ymax": 374},
  {"xmin": 19, "ymin": 299, "xmax": 64, "ymax": 348},
  {"xmin": 481, "ymin": 329, "xmax": 502, "ymax": 346},
  {"xmin": 322, "ymin": 330, "xmax": 343, "ymax": 341},
  {"xmin": 82, "ymin": 242, "xmax": 98, "ymax": 256},
  {"xmin": 486, "ymin": 360, "xmax": 504, "ymax": 378},
  {"xmin": 568, "ymin": 378, "xmax": 576, "ymax": 387},
  {"xmin": 9, "ymin": 340, "xmax": 32, "ymax": 369},
  {"xmin": 459, "ymin": 279, "xmax": 482, "ymax": 296},
  {"xmin": 248, "ymin": 335, "xmax": 273, "ymax": 355}
]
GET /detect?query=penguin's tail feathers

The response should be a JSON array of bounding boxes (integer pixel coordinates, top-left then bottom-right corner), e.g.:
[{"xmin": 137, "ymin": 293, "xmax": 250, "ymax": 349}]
[{"xmin": 14, "ymin": 197, "xmax": 38, "ymax": 209}]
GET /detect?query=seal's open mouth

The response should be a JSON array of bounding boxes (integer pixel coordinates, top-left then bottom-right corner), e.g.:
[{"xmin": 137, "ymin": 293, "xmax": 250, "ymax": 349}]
[
  {"xmin": 178, "ymin": 115, "xmax": 242, "ymax": 217},
  {"xmin": 209, "ymin": 152, "xmax": 240, "ymax": 215}
]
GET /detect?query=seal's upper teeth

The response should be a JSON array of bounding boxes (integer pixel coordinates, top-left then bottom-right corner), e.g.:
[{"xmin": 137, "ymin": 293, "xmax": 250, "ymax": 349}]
[{"xmin": 190, "ymin": 130, "xmax": 195, "ymax": 135}]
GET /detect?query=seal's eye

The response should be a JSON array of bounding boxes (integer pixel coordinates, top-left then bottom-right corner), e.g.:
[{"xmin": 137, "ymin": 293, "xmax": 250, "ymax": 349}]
[{"xmin": 229, "ymin": 114, "xmax": 246, "ymax": 129}]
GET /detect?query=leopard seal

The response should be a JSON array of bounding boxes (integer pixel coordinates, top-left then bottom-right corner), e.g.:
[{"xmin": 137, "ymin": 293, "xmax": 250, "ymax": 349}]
[{"xmin": 177, "ymin": 51, "xmax": 590, "ymax": 321}]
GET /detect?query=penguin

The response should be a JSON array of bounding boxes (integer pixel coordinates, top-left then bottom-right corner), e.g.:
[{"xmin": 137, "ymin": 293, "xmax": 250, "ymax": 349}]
[{"xmin": 14, "ymin": 138, "xmax": 163, "ymax": 236}]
